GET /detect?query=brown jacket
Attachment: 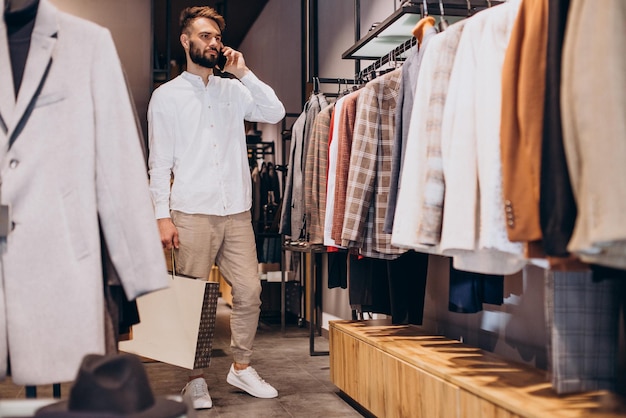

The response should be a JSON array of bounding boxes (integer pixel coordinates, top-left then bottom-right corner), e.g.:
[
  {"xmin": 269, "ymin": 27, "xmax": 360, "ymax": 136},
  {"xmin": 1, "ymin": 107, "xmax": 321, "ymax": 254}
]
[{"xmin": 500, "ymin": 0, "xmax": 549, "ymax": 247}]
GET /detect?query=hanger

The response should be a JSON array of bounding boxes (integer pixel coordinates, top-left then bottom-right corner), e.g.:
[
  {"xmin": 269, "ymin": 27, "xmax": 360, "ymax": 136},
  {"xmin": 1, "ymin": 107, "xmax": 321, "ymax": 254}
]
[
  {"xmin": 312, "ymin": 77, "xmax": 320, "ymax": 94},
  {"xmin": 353, "ymin": 74, "xmax": 362, "ymax": 90},
  {"xmin": 401, "ymin": 38, "xmax": 414, "ymax": 58},
  {"xmin": 438, "ymin": 0, "xmax": 449, "ymax": 31},
  {"xmin": 388, "ymin": 51, "xmax": 396, "ymax": 69},
  {"xmin": 413, "ymin": 8, "xmax": 436, "ymax": 47},
  {"xmin": 342, "ymin": 79, "xmax": 351, "ymax": 95}
]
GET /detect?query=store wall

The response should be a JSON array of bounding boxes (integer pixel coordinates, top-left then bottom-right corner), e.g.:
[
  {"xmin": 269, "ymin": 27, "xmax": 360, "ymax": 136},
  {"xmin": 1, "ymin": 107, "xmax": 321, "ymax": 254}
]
[
  {"xmin": 238, "ymin": 0, "xmax": 301, "ymax": 166},
  {"xmin": 317, "ymin": 0, "xmax": 396, "ymax": 93},
  {"xmin": 50, "ymin": 0, "xmax": 152, "ymax": 142}
]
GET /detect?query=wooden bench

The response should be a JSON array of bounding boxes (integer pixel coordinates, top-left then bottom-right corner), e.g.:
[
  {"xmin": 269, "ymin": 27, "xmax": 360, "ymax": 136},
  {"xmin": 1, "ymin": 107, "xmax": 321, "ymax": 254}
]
[{"xmin": 329, "ymin": 319, "xmax": 626, "ymax": 418}]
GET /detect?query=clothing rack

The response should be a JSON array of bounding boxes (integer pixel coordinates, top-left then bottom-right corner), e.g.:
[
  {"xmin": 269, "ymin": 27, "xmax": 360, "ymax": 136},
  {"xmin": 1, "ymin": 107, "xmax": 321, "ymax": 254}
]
[
  {"xmin": 316, "ymin": 77, "xmax": 361, "ymax": 86},
  {"xmin": 356, "ymin": 37, "xmax": 416, "ymax": 81},
  {"xmin": 311, "ymin": 77, "xmax": 362, "ymax": 98}
]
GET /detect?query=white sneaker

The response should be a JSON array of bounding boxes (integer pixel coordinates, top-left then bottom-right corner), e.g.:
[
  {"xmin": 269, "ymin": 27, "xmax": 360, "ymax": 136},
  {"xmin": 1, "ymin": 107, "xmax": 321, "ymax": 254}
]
[
  {"xmin": 226, "ymin": 364, "xmax": 278, "ymax": 398},
  {"xmin": 181, "ymin": 377, "xmax": 213, "ymax": 409}
]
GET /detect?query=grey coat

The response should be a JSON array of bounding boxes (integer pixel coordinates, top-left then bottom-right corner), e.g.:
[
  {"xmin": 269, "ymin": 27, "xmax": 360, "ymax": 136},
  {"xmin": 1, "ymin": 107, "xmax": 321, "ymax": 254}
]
[{"xmin": 0, "ymin": 0, "xmax": 168, "ymax": 384}]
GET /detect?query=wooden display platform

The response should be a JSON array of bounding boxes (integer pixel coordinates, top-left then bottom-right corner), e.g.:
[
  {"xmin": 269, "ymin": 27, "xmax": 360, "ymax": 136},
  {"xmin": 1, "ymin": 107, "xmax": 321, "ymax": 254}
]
[{"xmin": 329, "ymin": 319, "xmax": 625, "ymax": 418}]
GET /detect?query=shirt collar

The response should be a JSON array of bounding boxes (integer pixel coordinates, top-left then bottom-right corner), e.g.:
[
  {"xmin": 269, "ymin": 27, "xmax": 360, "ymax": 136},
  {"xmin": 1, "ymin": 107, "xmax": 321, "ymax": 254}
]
[{"xmin": 181, "ymin": 71, "xmax": 216, "ymax": 88}]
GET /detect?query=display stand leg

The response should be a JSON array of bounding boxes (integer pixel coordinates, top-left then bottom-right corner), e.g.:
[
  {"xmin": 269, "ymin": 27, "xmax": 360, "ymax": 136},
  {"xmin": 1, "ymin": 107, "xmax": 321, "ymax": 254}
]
[
  {"xmin": 298, "ymin": 252, "xmax": 305, "ymax": 328},
  {"xmin": 309, "ymin": 251, "xmax": 329, "ymax": 356},
  {"xmin": 281, "ymin": 242, "xmax": 286, "ymax": 334}
]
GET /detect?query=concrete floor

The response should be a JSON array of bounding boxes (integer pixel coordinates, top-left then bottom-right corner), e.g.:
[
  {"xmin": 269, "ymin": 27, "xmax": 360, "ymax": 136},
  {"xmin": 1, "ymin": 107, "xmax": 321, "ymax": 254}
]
[{"xmin": 0, "ymin": 298, "xmax": 367, "ymax": 418}]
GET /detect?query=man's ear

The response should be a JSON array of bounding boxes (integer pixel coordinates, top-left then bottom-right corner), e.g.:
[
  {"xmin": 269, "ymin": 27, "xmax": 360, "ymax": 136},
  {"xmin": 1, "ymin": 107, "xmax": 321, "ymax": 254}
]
[{"xmin": 180, "ymin": 33, "xmax": 189, "ymax": 50}]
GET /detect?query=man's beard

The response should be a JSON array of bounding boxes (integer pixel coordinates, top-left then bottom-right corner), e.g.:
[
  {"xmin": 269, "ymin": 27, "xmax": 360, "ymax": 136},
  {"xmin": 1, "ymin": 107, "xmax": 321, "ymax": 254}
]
[{"xmin": 189, "ymin": 40, "xmax": 218, "ymax": 69}]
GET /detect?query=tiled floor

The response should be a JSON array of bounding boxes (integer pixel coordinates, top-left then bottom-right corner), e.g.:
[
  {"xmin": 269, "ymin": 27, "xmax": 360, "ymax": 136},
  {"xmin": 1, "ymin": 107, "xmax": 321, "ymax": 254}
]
[{"xmin": 0, "ymin": 299, "xmax": 367, "ymax": 418}]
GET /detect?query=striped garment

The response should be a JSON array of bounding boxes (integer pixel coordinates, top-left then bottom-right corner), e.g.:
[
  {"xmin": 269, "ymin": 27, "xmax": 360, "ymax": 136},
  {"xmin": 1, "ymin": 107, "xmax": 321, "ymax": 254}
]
[{"xmin": 341, "ymin": 68, "xmax": 406, "ymax": 260}]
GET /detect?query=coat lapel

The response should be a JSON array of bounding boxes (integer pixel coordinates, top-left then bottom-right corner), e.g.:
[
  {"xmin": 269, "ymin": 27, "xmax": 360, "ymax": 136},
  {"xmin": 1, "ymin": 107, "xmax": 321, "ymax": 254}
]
[
  {"xmin": 10, "ymin": 0, "xmax": 57, "ymax": 145},
  {"xmin": 0, "ymin": 0, "xmax": 15, "ymax": 143}
]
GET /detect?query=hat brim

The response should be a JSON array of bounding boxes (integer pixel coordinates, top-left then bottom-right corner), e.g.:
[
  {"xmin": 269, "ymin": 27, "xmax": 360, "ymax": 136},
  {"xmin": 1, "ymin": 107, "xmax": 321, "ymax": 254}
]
[{"xmin": 34, "ymin": 397, "xmax": 187, "ymax": 418}]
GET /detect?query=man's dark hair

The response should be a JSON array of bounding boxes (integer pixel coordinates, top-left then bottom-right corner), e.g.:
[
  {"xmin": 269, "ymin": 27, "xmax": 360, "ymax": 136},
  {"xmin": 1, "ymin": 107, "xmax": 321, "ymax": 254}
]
[{"xmin": 179, "ymin": 6, "xmax": 226, "ymax": 35}]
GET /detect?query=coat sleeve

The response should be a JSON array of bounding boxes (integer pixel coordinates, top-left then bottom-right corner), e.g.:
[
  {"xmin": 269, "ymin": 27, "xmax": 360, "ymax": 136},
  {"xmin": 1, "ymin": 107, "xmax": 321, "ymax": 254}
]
[{"xmin": 91, "ymin": 28, "xmax": 169, "ymax": 300}]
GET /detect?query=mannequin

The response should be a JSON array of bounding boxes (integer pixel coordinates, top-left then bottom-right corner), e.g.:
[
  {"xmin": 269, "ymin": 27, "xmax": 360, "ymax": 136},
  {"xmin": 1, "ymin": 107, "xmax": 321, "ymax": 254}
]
[{"xmin": 4, "ymin": 0, "xmax": 39, "ymax": 96}]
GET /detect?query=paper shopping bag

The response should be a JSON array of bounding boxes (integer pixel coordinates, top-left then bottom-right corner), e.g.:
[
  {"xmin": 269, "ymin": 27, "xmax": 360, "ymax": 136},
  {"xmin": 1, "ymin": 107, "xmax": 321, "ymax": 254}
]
[{"xmin": 119, "ymin": 271, "xmax": 220, "ymax": 370}]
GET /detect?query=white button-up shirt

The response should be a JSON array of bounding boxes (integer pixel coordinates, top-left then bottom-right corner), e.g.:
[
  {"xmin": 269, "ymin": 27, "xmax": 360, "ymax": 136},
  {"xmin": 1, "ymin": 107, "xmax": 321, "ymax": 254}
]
[{"xmin": 148, "ymin": 71, "xmax": 285, "ymax": 218}]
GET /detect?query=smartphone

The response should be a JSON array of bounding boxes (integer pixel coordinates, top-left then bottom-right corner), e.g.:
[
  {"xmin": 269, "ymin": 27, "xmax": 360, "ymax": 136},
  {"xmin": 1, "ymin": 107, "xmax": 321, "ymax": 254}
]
[{"xmin": 217, "ymin": 51, "xmax": 227, "ymax": 70}]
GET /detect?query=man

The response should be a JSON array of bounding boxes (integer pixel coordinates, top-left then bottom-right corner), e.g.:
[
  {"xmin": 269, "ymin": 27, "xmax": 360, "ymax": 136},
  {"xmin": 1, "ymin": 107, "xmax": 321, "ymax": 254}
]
[{"xmin": 147, "ymin": 6, "xmax": 285, "ymax": 409}]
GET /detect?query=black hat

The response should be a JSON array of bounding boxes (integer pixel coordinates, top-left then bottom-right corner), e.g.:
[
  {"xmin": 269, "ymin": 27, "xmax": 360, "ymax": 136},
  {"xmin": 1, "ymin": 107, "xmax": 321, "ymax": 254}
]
[{"xmin": 35, "ymin": 353, "xmax": 187, "ymax": 418}]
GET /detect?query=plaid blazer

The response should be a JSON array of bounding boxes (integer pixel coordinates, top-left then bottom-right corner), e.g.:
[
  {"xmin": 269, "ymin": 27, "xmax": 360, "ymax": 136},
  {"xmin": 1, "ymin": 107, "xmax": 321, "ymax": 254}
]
[
  {"xmin": 341, "ymin": 69, "xmax": 406, "ymax": 259},
  {"xmin": 305, "ymin": 103, "xmax": 334, "ymax": 244}
]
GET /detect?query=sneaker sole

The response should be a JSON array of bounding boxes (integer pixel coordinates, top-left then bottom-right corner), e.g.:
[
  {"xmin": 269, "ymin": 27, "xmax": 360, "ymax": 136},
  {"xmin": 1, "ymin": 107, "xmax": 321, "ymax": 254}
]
[
  {"xmin": 193, "ymin": 402, "xmax": 213, "ymax": 410},
  {"xmin": 226, "ymin": 374, "xmax": 278, "ymax": 399}
]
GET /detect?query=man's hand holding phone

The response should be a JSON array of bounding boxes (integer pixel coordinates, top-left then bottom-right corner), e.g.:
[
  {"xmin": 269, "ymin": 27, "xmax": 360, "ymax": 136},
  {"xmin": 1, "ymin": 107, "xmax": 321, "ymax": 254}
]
[{"xmin": 217, "ymin": 46, "xmax": 250, "ymax": 79}]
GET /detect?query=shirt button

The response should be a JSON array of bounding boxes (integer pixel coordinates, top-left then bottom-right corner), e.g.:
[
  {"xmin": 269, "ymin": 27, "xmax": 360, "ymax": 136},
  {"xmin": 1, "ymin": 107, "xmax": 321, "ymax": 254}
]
[{"xmin": 9, "ymin": 159, "xmax": 19, "ymax": 168}]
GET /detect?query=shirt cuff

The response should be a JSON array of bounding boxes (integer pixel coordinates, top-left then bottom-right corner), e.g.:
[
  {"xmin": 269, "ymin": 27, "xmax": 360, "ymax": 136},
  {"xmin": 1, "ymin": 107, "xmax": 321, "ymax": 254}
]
[{"xmin": 155, "ymin": 205, "xmax": 171, "ymax": 219}]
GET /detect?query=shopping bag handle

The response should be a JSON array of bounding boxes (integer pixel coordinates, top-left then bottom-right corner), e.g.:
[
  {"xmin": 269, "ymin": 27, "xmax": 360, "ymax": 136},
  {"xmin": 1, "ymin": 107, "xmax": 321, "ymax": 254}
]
[
  {"xmin": 170, "ymin": 250, "xmax": 206, "ymax": 281},
  {"xmin": 170, "ymin": 250, "xmax": 177, "ymax": 280}
]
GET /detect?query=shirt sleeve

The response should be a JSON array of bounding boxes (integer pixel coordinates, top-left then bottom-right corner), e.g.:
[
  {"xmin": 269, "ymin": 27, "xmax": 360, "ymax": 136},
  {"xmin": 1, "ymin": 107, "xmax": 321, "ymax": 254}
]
[
  {"xmin": 240, "ymin": 72, "xmax": 286, "ymax": 124},
  {"xmin": 147, "ymin": 88, "xmax": 175, "ymax": 219}
]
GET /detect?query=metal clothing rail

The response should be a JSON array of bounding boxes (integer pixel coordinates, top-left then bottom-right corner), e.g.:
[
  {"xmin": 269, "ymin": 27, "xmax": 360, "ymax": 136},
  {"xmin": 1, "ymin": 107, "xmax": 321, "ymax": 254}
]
[
  {"xmin": 316, "ymin": 77, "xmax": 361, "ymax": 85},
  {"xmin": 311, "ymin": 77, "xmax": 361, "ymax": 93},
  {"xmin": 356, "ymin": 36, "xmax": 417, "ymax": 82},
  {"xmin": 311, "ymin": 77, "xmax": 363, "ymax": 98}
]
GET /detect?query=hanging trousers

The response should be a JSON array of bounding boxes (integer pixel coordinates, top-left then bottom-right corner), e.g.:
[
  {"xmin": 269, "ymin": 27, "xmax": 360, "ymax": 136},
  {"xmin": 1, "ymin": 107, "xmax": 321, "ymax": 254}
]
[{"xmin": 545, "ymin": 269, "xmax": 623, "ymax": 394}]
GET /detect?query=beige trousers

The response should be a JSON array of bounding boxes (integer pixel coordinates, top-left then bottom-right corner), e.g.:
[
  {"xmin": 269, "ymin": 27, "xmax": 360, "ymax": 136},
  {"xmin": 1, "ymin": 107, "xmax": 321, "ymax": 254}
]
[{"xmin": 172, "ymin": 210, "xmax": 261, "ymax": 365}]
